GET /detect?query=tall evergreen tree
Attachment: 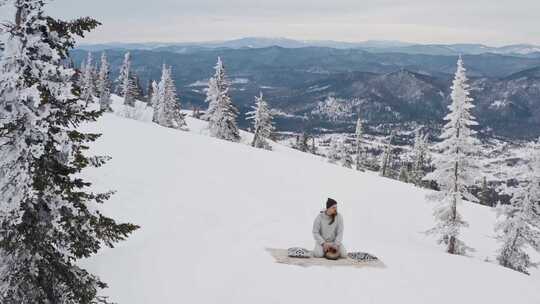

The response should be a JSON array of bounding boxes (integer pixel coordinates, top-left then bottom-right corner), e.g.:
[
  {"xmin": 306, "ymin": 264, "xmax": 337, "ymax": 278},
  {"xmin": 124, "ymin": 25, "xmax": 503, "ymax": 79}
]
[
  {"xmin": 96, "ymin": 51, "xmax": 112, "ymax": 112},
  {"xmin": 246, "ymin": 92, "xmax": 274, "ymax": 150},
  {"xmin": 423, "ymin": 57, "xmax": 480, "ymax": 255},
  {"xmin": 0, "ymin": 1, "xmax": 138, "ymax": 303},
  {"xmin": 115, "ymin": 52, "xmax": 129, "ymax": 95},
  {"xmin": 340, "ymin": 139, "xmax": 354, "ymax": 169},
  {"xmin": 90, "ymin": 60, "xmax": 99, "ymax": 94},
  {"xmin": 379, "ymin": 131, "xmax": 395, "ymax": 177},
  {"xmin": 327, "ymin": 136, "xmax": 342, "ymax": 164},
  {"xmin": 399, "ymin": 164, "xmax": 410, "ymax": 183},
  {"xmin": 205, "ymin": 57, "xmax": 240, "ymax": 141},
  {"xmin": 494, "ymin": 141, "xmax": 540, "ymax": 275},
  {"xmin": 132, "ymin": 73, "xmax": 144, "ymax": 102},
  {"xmin": 115, "ymin": 52, "xmax": 136, "ymax": 106},
  {"xmin": 495, "ymin": 185, "xmax": 540, "ymax": 275},
  {"xmin": 310, "ymin": 137, "xmax": 318, "ymax": 155},
  {"xmin": 80, "ymin": 52, "xmax": 95, "ymax": 105},
  {"xmin": 410, "ymin": 129, "xmax": 430, "ymax": 186},
  {"xmin": 150, "ymin": 80, "xmax": 159, "ymax": 123},
  {"xmin": 478, "ymin": 176, "xmax": 491, "ymax": 207},
  {"xmin": 355, "ymin": 118, "xmax": 365, "ymax": 171},
  {"xmin": 145, "ymin": 79, "xmax": 154, "ymax": 103},
  {"xmin": 78, "ymin": 57, "xmax": 86, "ymax": 87},
  {"xmin": 192, "ymin": 107, "xmax": 202, "ymax": 119},
  {"xmin": 294, "ymin": 132, "xmax": 310, "ymax": 152},
  {"xmin": 153, "ymin": 65, "xmax": 187, "ymax": 130},
  {"xmin": 203, "ymin": 57, "xmax": 225, "ymax": 121}
]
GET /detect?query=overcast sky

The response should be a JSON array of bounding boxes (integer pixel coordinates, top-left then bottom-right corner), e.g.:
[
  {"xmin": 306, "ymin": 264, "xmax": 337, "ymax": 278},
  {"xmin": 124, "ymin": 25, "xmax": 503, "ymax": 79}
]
[{"xmin": 1, "ymin": 0, "xmax": 539, "ymax": 45}]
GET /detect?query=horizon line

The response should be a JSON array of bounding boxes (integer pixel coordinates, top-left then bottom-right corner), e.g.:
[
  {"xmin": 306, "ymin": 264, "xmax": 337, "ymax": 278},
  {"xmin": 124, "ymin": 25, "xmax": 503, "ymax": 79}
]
[{"xmin": 76, "ymin": 37, "xmax": 540, "ymax": 48}]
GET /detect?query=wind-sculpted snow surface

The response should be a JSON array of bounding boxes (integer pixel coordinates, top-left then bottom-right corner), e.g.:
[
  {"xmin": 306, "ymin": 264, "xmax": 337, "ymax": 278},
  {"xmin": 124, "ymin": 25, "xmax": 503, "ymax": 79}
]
[{"xmin": 80, "ymin": 113, "xmax": 540, "ymax": 304}]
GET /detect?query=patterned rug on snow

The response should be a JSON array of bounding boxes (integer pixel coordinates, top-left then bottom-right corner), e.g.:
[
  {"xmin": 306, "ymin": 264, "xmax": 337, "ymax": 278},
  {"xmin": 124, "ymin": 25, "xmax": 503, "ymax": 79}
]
[{"xmin": 266, "ymin": 248, "xmax": 385, "ymax": 268}]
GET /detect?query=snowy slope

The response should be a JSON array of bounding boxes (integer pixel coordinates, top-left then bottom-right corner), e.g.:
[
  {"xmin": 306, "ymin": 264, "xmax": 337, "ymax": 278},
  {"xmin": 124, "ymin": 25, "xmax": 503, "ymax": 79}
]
[{"xmin": 81, "ymin": 112, "xmax": 540, "ymax": 304}]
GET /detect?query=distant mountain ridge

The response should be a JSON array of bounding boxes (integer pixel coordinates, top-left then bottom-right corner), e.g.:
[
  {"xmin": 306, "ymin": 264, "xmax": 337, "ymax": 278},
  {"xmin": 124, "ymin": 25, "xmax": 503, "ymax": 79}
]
[
  {"xmin": 78, "ymin": 37, "xmax": 540, "ymax": 57},
  {"xmin": 70, "ymin": 46, "xmax": 540, "ymax": 139}
]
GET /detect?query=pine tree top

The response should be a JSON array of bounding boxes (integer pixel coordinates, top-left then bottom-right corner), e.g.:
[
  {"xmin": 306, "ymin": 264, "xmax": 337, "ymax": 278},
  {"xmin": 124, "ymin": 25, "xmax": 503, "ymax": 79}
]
[{"xmin": 0, "ymin": 1, "xmax": 137, "ymax": 302}]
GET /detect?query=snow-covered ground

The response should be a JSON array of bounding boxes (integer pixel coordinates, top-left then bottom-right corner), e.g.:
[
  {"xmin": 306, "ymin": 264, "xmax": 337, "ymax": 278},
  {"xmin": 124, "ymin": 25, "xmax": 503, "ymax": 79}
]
[{"xmin": 80, "ymin": 108, "xmax": 540, "ymax": 304}]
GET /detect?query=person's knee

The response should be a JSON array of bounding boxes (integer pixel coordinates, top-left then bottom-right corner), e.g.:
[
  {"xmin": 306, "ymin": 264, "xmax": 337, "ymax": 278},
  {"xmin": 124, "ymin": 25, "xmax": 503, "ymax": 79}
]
[
  {"xmin": 338, "ymin": 244, "xmax": 347, "ymax": 257},
  {"xmin": 312, "ymin": 245, "xmax": 324, "ymax": 257}
]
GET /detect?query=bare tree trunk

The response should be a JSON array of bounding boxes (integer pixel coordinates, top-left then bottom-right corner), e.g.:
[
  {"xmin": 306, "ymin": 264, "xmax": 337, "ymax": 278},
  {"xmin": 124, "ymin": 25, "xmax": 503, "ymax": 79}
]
[
  {"xmin": 448, "ymin": 195, "xmax": 458, "ymax": 254},
  {"xmin": 447, "ymin": 124, "xmax": 462, "ymax": 255},
  {"xmin": 15, "ymin": 5, "xmax": 23, "ymax": 27},
  {"xmin": 447, "ymin": 199, "xmax": 457, "ymax": 254},
  {"xmin": 251, "ymin": 126, "xmax": 261, "ymax": 147},
  {"xmin": 448, "ymin": 156, "xmax": 460, "ymax": 254},
  {"xmin": 355, "ymin": 141, "xmax": 363, "ymax": 171}
]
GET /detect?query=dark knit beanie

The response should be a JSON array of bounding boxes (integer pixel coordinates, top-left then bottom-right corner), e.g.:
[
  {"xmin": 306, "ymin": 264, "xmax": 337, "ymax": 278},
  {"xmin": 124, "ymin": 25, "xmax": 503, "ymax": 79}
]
[{"xmin": 326, "ymin": 198, "xmax": 338, "ymax": 209}]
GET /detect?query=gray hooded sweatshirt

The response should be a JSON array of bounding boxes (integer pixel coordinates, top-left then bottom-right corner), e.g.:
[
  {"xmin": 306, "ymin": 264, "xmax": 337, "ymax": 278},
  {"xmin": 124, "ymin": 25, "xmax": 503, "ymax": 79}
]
[{"xmin": 312, "ymin": 210, "xmax": 344, "ymax": 245}]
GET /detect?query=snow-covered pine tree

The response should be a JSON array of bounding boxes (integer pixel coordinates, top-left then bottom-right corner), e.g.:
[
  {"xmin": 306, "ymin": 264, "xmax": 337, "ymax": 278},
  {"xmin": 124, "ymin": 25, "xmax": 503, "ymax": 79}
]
[
  {"xmin": 494, "ymin": 141, "xmax": 540, "ymax": 274},
  {"xmin": 193, "ymin": 107, "xmax": 203, "ymax": 118},
  {"xmin": 423, "ymin": 56, "xmax": 480, "ymax": 255},
  {"xmin": 310, "ymin": 137, "xmax": 318, "ymax": 155},
  {"xmin": 327, "ymin": 136, "xmax": 342, "ymax": 164},
  {"xmin": 145, "ymin": 79, "xmax": 154, "ymax": 103},
  {"xmin": 355, "ymin": 118, "xmax": 365, "ymax": 171},
  {"xmin": 0, "ymin": 1, "xmax": 138, "ymax": 303},
  {"xmin": 80, "ymin": 52, "xmax": 95, "ymax": 105},
  {"xmin": 399, "ymin": 164, "xmax": 410, "ymax": 183},
  {"xmin": 495, "ymin": 185, "xmax": 540, "ymax": 274},
  {"xmin": 205, "ymin": 57, "xmax": 240, "ymax": 141},
  {"xmin": 115, "ymin": 52, "xmax": 136, "ymax": 106},
  {"xmin": 150, "ymin": 80, "xmax": 159, "ymax": 122},
  {"xmin": 203, "ymin": 56, "xmax": 226, "ymax": 121},
  {"xmin": 410, "ymin": 129, "xmax": 430, "ymax": 186},
  {"xmin": 91, "ymin": 60, "xmax": 99, "ymax": 93},
  {"xmin": 132, "ymin": 73, "xmax": 144, "ymax": 102},
  {"xmin": 115, "ymin": 51, "xmax": 129, "ymax": 94},
  {"xmin": 246, "ymin": 92, "xmax": 274, "ymax": 150},
  {"xmin": 124, "ymin": 77, "xmax": 139, "ymax": 107},
  {"xmin": 78, "ymin": 57, "xmax": 86, "ymax": 86},
  {"xmin": 379, "ymin": 131, "xmax": 395, "ymax": 177},
  {"xmin": 294, "ymin": 132, "xmax": 310, "ymax": 152},
  {"xmin": 96, "ymin": 51, "xmax": 112, "ymax": 112},
  {"xmin": 478, "ymin": 176, "xmax": 491, "ymax": 206},
  {"xmin": 154, "ymin": 65, "xmax": 187, "ymax": 130},
  {"xmin": 340, "ymin": 139, "xmax": 354, "ymax": 168}
]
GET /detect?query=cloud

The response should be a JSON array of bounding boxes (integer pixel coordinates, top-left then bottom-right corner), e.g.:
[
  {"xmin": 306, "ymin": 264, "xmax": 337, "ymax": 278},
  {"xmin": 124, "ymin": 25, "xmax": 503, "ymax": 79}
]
[{"xmin": 1, "ymin": 0, "xmax": 539, "ymax": 45}]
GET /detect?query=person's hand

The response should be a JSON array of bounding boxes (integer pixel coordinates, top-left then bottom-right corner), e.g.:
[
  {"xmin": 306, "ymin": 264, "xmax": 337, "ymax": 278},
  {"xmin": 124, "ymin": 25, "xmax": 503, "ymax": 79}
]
[
  {"xmin": 323, "ymin": 242, "xmax": 332, "ymax": 252},
  {"xmin": 327, "ymin": 243, "xmax": 338, "ymax": 253}
]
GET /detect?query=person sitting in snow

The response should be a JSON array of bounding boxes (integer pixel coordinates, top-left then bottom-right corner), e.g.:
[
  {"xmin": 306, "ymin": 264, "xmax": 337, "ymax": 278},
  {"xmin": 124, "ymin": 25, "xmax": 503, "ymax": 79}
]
[{"xmin": 312, "ymin": 198, "xmax": 347, "ymax": 259}]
